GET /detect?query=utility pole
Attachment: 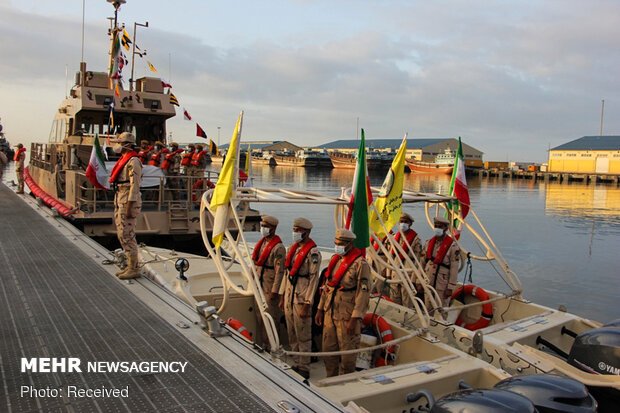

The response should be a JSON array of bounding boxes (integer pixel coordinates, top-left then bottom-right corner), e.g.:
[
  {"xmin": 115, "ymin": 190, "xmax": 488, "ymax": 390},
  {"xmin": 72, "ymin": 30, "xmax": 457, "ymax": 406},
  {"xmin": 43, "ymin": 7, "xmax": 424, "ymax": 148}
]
[
  {"xmin": 217, "ymin": 126, "xmax": 221, "ymax": 146},
  {"xmin": 600, "ymin": 99, "xmax": 605, "ymax": 136}
]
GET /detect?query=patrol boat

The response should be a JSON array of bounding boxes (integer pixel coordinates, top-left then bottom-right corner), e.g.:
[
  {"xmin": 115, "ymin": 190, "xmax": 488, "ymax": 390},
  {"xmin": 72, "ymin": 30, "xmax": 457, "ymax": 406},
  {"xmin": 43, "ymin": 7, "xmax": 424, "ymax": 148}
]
[
  {"xmin": 133, "ymin": 185, "xmax": 606, "ymax": 412},
  {"xmin": 24, "ymin": 1, "xmax": 260, "ymax": 248}
]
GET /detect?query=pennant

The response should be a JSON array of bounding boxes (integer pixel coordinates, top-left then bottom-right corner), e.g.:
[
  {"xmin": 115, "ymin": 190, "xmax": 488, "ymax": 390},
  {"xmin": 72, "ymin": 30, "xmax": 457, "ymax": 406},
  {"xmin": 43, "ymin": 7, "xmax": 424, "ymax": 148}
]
[
  {"xmin": 114, "ymin": 81, "xmax": 120, "ymax": 98},
  {"xmin": 369, "ymin": 133, "xmax": 407, "ymax": 237},
  {"xmin": 147, "ymin": 61, "xmax": 157, "ymax": 72},
  {"xmin": 346, "ymin": 129, "xmax": 372, "ymax": 250},
  {"xmin": 134, "ymin": 44, "xmax": 145, "ymax": 57},
  {"xmin": 107, "ymin": 101, "xmax": 115, "ymax": 131},
  {"xmin": 109, "ymin": 35, "xmax": 122, "ymax": 79},
  {"xmin": 121, "ymin": 29, "xmax": 132, "ymax": 51},
  {"xmin": 169, "ymin": 93, "xmax": 179, "ymax": 106},
  {"xmin": 161, "ymin": 79, "xmax": 172, "ymax": 88},
  {"xmin": 196, "ymin": 123, "xmax": 207, "ymax": 139},
  {"xmin": 85, "ymin": 137, "xmax": 110, "ymax": 190},
  {"xmin": 210, "ymin": 111, "xmax": 244, "ymax": 248},
  {"xmin": 208, "ymin": 139, "xmax": 218, "ymax": 155},
  {"xmin": 183, "ymin": 108, "xmax": 192, "ymax": 121}
]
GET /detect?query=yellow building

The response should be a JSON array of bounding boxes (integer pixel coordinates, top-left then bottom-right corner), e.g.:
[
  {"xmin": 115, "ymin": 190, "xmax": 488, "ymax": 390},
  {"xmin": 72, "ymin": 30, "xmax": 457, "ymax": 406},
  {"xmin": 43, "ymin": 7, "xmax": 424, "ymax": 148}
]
[{"xmin": 548, "ymin": 136, "xmax": 620, "ymax": 174}]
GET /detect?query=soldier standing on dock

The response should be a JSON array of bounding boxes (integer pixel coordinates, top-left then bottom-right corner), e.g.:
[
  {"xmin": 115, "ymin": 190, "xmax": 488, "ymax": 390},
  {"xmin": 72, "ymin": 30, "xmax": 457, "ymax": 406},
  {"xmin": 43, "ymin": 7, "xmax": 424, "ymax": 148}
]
[
  {"xmin": 14, "ymin": 143, "xmax": 26, "ymax": 194},
  {"xmin": 279, "ymin": 217, "xmax": 321, "ymax": 379},
  {"xmin": 109, "ymin": 132, "xmax": 143, "ymax": 280},
  {"xmin": 252, "ymin": 215, "xmax": 286, "ymax": 350},
  {"xmin": 421, "ymin": 216, "xmax": 460, "ymax": 307},
  {"xmin": 316, "ymin": 228, "xmax": 370, "ymax": 377}
]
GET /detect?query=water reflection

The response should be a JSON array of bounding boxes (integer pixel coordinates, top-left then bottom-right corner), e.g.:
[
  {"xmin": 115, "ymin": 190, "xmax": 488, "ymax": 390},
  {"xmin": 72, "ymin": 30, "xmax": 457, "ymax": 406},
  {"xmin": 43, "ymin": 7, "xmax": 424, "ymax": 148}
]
[{"xmin": 545, "ymin": 182, "xmax": 620, "ymax": 225}]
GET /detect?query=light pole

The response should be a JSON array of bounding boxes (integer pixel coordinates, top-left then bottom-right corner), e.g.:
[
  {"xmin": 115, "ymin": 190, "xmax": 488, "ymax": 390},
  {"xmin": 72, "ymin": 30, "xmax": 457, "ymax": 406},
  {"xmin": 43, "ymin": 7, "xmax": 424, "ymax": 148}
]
[
  {"xmin": 217, "ymin": 126, "xmax": 221, "ymax": 147},
  {"xmin": 129, "ymin": 21, "xmax": 148, "ymax": 92}
]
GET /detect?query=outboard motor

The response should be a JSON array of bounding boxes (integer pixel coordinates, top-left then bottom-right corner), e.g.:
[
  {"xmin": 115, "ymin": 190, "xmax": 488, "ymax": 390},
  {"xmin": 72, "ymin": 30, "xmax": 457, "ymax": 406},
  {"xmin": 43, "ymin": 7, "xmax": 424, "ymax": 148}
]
[
  {"xmin": 567, "ymin": 322, "xmax": 620, "ymax": 375},
  {"xmin": 494, "ymin": 374, "xmax": 597, "ymax": 413},
  {"xmin": 428, "ymin": 388, "xmax": 535, "ymax": 413}
]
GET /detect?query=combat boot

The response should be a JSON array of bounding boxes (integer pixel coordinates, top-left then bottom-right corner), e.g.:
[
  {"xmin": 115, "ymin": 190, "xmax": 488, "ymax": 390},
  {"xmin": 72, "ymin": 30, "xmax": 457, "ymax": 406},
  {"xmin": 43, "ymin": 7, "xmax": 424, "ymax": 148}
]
[{"xmin": 119, "ymin": 253, "xmax": 141, "ymax": 280}]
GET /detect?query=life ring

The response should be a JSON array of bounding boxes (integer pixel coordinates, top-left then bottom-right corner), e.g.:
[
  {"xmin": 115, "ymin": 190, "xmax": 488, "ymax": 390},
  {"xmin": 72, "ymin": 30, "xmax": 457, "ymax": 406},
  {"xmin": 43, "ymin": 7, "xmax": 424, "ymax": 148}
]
[
  {"xmin": 226, "ymin": 318, "xmax": 252, "ymax": 342},
  {"xmin": 191, "ymin": 179, "xmax": 215, "ymax": 202},
  {"xmin": 450, "ymin": 284, "xmax": 493, "ymax": 331},
  {"xmin": 362, "ymin": 313, "xmax": 395, "ymax": 367}
]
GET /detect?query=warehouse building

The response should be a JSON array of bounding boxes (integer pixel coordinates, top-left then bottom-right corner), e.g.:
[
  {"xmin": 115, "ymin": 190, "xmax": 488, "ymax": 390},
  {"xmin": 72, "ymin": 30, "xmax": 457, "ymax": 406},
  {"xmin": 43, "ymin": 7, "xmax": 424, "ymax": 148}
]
[
  {"xmin": 548, "ymin": 136, "xmax": 620, "ymax": 174},
  {"xmin": 318, "ymin": 138, "xmax": 484, "ymax": 167}
]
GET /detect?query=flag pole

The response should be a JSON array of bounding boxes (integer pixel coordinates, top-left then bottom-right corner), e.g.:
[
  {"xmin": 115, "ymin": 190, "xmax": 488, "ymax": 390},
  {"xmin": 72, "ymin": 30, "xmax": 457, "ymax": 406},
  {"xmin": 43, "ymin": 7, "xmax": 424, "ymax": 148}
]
[{"xmin": 130, "ymin": 21, "xmax": 148, "ymax": 92}]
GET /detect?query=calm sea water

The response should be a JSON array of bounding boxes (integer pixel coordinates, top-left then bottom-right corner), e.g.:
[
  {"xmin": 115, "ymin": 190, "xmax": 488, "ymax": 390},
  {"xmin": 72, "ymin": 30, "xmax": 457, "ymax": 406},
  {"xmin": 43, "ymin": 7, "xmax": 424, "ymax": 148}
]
[
  {"xmin": 234, "ymin": 165, "xmax": 620, "ymax": 324},
  {"xmin": 4, "ymin": 161, "xmax": 618, "ymax": 323}
]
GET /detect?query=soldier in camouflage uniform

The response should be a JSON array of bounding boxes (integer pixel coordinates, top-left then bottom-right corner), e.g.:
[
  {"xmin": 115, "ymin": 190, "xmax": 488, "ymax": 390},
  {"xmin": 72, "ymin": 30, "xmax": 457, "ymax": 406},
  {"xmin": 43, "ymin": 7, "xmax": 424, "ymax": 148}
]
[
  {"xmin": 316, "ymin": 228, "xmax": 370, "ymax": 377},
  {"xmin": 162, "ymin": 142, "xmax": 183, "ymax": 200},
  {"xmin": 14, "ymin": 143, "xmax": 26, "ymax": 194},
  {"xmin": 421, "ymin": 216, "xmax": 460, "ymax": 307},
  {"xmin": 109, "ymin": 132, "xmax": 143, "ymax": 280},
  {"xmin": 389, "ymin": 212, "xmax": 423, "ymax": 308},
  {"xmin": 279, "ymin": 217, "xmax": 321, "ymax": 379},
  {"xmin": 252, "ymin": 215, "xmax": 286, "ymax": 350}
]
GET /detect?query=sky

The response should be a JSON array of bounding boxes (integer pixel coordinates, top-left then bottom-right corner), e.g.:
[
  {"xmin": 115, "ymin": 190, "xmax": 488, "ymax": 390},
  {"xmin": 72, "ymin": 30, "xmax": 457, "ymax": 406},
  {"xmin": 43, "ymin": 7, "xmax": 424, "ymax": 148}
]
[{"xmin": 1, "ymin": 0, "xmax": 619, "ymax": 162}]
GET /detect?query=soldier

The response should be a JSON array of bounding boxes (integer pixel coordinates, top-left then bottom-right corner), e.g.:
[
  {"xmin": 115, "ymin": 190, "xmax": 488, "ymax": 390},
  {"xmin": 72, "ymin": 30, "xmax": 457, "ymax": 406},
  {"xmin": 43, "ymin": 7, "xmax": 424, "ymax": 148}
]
[
  {"xmin": 388, "ymin": 212, "xmax": 423, "ymax": 307},
  {"xmin": 14, "ymin": 143, "xmax": 26, "ymax": 194},
  {"xmin": 109, "ymin": 132, "xmax": 143, "ymax": 280},
  {"xmin": 137, "ymin": 140, "xmax": 153, "ymax": 164},
  {"xmin": 180, "ymin": 143, "xmax": 195, "ymax": 176},
  {"xmin": 279, "ymin": 217, "xmax": 321, "ymax": 379},
  {"xmin": 190, "ymin": 144, "xmax": 208, "ymax": 177},
  {"xmin": 161, "ymin": 142, "xmax": 184, "ymax": 200},
  {"xmin": 421, "ymin": 216, "xmax": 460, "ymax": 307},
  {"xmin": 252, "ymin": 215, "xmax": 286, "ymax": 350},
  {"xmin": 315, "ymin": 228, "xmax": 370, "ymax": 377},
  {"xmin": 148, "ymin": 141, "xmax": 168, "ymax": 167}
]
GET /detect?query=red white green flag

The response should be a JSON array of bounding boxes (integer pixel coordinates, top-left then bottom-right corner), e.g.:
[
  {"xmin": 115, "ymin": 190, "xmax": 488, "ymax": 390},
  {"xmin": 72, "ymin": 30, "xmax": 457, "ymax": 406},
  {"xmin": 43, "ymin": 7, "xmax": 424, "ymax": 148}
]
[
  {"xmin": 85, "ymin": 137, "xmax": 110, "ymax": 190},
  {"xmin": 345, "ymin": 128, "xmax": 373, "ymax": 250},
  {"xmin": 448, "ymin": 137, "xmax": 470, "ymax": 219}
]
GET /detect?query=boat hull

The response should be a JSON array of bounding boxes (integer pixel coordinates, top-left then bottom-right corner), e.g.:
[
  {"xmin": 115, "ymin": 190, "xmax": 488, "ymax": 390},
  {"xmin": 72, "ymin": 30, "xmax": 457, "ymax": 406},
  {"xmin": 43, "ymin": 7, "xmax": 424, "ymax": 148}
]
[
  {"xmin": 272, "ymin": 155, "xmax": 318, "ymax": 167},
  {"xmin": 406, "ymin": 160, "xmax": 453, "ymax": 174}
]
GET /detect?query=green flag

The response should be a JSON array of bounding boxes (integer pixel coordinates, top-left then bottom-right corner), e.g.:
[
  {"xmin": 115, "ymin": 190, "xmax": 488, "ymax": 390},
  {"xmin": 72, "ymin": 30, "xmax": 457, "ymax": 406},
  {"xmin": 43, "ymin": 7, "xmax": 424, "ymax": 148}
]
[{"xmin": 345, "ymin": 129, "xmax": 372, "ymax": 249}]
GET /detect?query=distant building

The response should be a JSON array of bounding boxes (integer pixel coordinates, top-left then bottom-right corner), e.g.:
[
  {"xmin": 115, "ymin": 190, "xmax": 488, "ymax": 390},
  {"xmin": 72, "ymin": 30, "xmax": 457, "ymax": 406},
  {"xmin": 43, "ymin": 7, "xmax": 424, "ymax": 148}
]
[
  {"xmin": 548, "ymin": 136, "xmax": 620, "ymax": 174},
  {"xmin": 220, "ymin": 140, "xmax": 302, "ymax": 153},
  {"xmin": 318, "ymin": 138, "xmax": 483, "ymax": 167}
]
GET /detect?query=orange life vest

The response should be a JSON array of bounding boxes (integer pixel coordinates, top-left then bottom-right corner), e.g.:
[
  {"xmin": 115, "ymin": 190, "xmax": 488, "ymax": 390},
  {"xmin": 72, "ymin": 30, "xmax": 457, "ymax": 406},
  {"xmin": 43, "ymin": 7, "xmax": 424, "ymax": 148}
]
[
  {"xmin": 190, "ymin": 150, "xmax": 207, "ymax": 167},
  {"xmin": 181, "ymin": 150, "xmax": 194, "ymax": 166},
  {"xmin": 325, "ymin": 247, "xmax": 363, "ymax": 288},
  {"xmin": 285, "ymin": 239, "xmax": 317, "ymax": 278},
  {"xmin": 160, "ymin": 148, "xmax": 184, "ymax": 171},
  {"xmin": 252, "ymin": 236, "xmax": 283, "ymax": 266},
  {"xmin": 425, "ymin": 235, "xmax": 454, "ymax": 265},
  {"xmin": 109, "ymin": 151, "xmax": 139, "ymax": 184},
  {"xmin": 14, "ymin": 147, "xmax": 26, "ymax": 162},
  {"xmin": 137, "ymin": 146, "xmax": 153, "ymax": 164},
  {"xmin": 148, "ymin": 148, "xmax": 169, "ymax": 166}
]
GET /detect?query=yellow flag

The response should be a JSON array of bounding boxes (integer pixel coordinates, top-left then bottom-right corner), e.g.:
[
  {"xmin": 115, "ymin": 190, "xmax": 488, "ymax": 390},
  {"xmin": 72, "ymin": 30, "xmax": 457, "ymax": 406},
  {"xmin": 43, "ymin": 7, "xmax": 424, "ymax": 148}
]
[
  {"xmin": 369, "ymin": 134, "xmax": 407, "ymax": 237},
  {"xmin": 210, "ymin": 111, "xmax": 244, "ymax": 248},
  {"xmin": 147, "ymin": 61, "xmax": 158, "ymax": 72}
]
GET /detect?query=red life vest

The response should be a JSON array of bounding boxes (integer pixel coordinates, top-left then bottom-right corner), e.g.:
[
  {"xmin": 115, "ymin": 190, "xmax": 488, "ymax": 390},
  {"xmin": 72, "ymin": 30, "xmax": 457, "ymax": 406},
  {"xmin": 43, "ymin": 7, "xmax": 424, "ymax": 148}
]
[
  {"xmin": 160, "ymin": 148, "xmax": 184, "ymax": 171},
  {"xmin": 109, "ymin": 151, "xmax": 139, "ymax": 184},
  {"xmin": 393, "ymin": 230, "xmax": 417, "ymax": 259},
  {"xmin": 148, "ymin": 148, "xmax": 169, "ymax": 166},
  {"xmin": 190, "ymin": 150, "xmax": 207, "ymax": 167},
  {"xmin": 285, "ymin": 239, "xmax": 317, "ymax": 278},
  {"xmin": 425, "ymin": 235, "xmax": 454, "ymax": 265},
  {"xmin": 325, "ymin": 247, "xmax": 363, "ymax": 288},
  {"xmin": 252, "ymin": 236, "xmax": 283, "ymax": 266},
  {"xmin": 137, "ymin": 146, "xmax": 153, "ymax": 164},
  {"xmin": 14, "ymin": 147, "xmax": 26, "ymax": 162},
  {"xmin": 371, "ymin": 234, "xmax": 388, "ymax": 252},
  {"xmin": 180, "ymin": 150, "xmax": 194, "ymax": 166}
]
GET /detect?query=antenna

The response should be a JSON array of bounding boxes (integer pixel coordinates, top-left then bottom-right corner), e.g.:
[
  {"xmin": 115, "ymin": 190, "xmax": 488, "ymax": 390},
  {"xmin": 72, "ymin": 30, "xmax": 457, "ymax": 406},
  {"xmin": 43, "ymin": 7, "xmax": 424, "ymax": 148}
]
[{"xmin": 81, "ymin": 0, "xmax": 85, "ymax": 62}]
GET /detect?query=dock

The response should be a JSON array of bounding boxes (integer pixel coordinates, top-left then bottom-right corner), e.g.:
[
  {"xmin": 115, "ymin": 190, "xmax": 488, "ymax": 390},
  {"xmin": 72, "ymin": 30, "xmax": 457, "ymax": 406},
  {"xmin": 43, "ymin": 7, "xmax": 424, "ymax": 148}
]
[
  {"xmin": 467, "ymin": 168, "xmax": 620, "ymax": 185},
  {"xmin": 0, "ymin": 182, "xmax": 340, "ymax": 412}
]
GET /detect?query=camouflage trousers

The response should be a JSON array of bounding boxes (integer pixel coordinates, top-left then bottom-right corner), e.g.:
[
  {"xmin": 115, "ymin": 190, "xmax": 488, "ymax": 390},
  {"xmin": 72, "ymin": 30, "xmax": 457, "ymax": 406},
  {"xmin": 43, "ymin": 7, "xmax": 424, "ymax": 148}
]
[
  {"xmin": 284, "ymin": 302, "xmax": 312, "ymax": 373},
  {"xmin": 114, "ymin": 201, "xmax": 141, "ymax": 255},
  {"xmin": 426, "ymin": 270, "xmax": 451, "ymax": 307},
  {"xmin": 322, "ymin": 312, "xmax": 361, "ymax": 377},
  {"xmin": 255, "ymin": 293, "xmax": 282, "ymax": 350},
  {"xmin": 16, "ymin": 168, "xmax": 24, "ymax": 192}
]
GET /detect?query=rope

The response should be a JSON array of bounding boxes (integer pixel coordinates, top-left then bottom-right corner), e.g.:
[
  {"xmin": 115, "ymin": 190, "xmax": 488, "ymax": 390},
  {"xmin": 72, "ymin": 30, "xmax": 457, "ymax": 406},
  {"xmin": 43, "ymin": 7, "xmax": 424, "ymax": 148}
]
[{"xmin": 283, "ymin": 329, "xmax": 424, "ymax": 357}]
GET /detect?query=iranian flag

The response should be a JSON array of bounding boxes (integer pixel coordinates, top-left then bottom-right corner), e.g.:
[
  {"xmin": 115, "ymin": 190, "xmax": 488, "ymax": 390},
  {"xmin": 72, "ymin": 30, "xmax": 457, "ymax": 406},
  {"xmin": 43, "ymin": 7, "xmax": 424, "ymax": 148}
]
[
  {"xmin": 448, "ymin": 137, "xmax": 470, "ymax": 219},
  {"xmin": 85, "ymin": 137, "xmax": 110, "ymax": 190},
  {"xmin": 345, "ymin": 128, "xmax": 373, "ymax": 250}
]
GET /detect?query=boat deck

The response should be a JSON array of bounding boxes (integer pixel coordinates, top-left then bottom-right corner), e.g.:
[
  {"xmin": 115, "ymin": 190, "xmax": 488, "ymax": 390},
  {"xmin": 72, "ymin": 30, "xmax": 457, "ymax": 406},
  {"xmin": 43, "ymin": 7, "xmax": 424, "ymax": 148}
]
[{"xmin": 0, "ymin": 182, "xmax": 273, "ymax": 412}]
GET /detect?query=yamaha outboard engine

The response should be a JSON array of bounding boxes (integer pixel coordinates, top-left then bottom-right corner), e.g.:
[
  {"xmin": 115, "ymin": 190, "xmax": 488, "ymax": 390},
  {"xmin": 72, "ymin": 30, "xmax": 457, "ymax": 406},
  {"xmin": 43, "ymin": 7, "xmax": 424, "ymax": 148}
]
[
  {"xmin": 567, "ymin": 321, "xmax": 620, "ymax": 375},
  {"xmin": 428, "ymin": 388, "xmax": 536, "ymax": 413},
  {"xmin": 494, "ymin": 374, "xmax": 597, "ymax": 413}
]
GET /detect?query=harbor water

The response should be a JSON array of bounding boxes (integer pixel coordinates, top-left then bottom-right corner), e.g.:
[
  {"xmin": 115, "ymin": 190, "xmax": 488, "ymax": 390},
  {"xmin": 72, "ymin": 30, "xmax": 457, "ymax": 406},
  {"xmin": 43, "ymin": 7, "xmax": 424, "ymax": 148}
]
[
  {"xmin": 235, "ymin": 165, "xmax": 620, "ymax": 324},
  {"xmin": 3, "ymin": 162, "xmax": 619, "ymax": 323}
]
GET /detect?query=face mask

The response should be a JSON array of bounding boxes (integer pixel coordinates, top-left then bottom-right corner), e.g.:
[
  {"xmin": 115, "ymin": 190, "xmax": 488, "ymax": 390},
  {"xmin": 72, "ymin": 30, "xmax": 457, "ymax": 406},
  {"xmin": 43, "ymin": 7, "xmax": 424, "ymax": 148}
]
[
  {"xmin": 434, "ymin": 227, "xmax": 445, "ymax": 237},
  {"xmin": 399, "ymin": 222, "xmax": 410, "ymax": 232},
  {"xmin": 334, "ymin": 244, "xmax": 347, "ymax": 256},
  {"xmin": 260, "ymin": 226, "xmax": 270, "ymax": 237},
  {"xmin": 292, "ymin": 231, "xmax": 303, "ymax": 243},
  {"xmin": 155, "ymin": 146, "xmax": 161, "ymax": 151},
  {"xmin": 113, "ymin": 143, "xmax": 123, "ymax": 154}
]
